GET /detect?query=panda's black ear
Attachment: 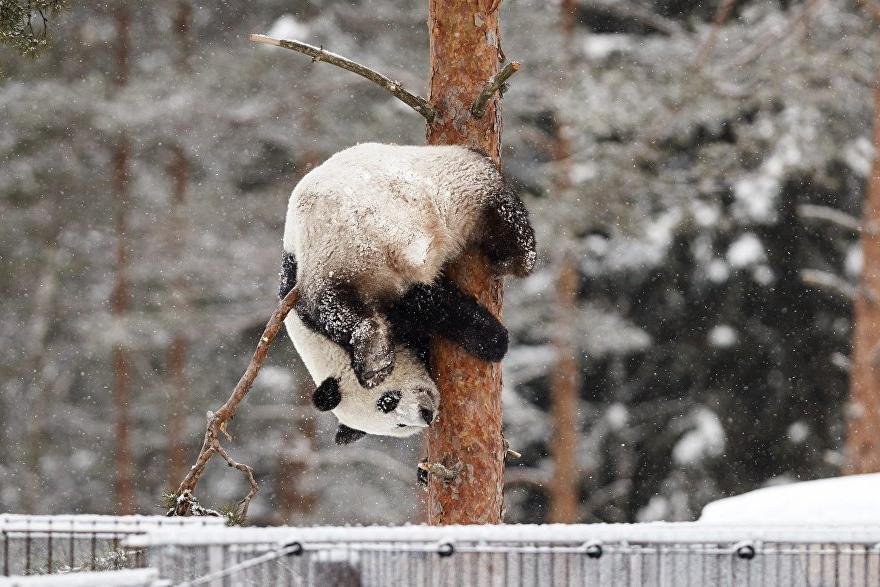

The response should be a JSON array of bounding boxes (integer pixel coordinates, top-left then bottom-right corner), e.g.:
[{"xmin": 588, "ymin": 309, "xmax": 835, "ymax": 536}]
[
  {"xmin": 335, "ymin": 424, "xmax": 367, "ymax": 445},
  {"xmin": 312, "ymin": 377, "xmax": 341, "ymax": 412}
]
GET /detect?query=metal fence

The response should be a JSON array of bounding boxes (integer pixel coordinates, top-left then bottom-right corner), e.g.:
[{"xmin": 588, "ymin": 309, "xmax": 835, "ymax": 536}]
[
  {"xmin": 127, "ymin": 524, "xmax": 880, "ymax": 586},
  {"xmin": 0, "ymin": 515, "xmax": 223, "ymax": 578}
]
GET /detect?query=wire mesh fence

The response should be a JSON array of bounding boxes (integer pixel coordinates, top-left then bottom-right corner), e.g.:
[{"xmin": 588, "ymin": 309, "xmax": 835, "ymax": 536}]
[
  {"xmin": 0, "ymin": 515, "xmax": 223, "ymax": 578},
  {"xmin": 128, "ymin": 523, "xmax": 880, "ymax": 587}
]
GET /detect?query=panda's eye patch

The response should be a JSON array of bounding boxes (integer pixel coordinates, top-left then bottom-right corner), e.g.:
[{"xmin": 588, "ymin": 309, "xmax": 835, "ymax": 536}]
[{"xmin": 377, "ymin": 391, "xmax": 402, "ymax": 413}]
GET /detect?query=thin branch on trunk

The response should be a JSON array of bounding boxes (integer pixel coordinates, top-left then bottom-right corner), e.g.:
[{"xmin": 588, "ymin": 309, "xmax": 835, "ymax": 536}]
[
  {"xmin": 797, "ymin": 204, "xmax": 862, "ymax": 233},
  {"xmin": 170, "ymin": 287, "xmax": 299, "ymax": 519},
  {"xmin": 470, "ymin": 61, "xmax": 521, "ymax": 118},
  {"xmin": 801, "ymin": 269, "xmax": 856, "ymax": 301},
  {"xmin": 249, "ymin": 34, "xmax": 436, "ymax": 121}
]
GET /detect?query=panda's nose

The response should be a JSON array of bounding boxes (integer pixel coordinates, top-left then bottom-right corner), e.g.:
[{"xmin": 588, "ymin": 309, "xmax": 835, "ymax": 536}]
[{"xmin": 420, "ymin": 407, "xmax": 435, "ymax": 425}]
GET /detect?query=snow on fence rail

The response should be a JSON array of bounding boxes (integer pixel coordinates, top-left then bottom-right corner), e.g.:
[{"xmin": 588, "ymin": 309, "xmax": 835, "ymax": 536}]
[
  {"xmin": 0, "ymin": 515, "xmax": 223, "ymax": 577},
  {"xmin": 127, "ymin": 523, "xmax": 880, "ymax": 586}
]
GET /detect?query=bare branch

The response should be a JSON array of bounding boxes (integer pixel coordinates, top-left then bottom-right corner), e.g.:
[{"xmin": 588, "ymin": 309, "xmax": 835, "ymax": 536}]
[
  {"xmin": 170, "ymin": 287, "xmax": 299, "ymax": 518},
  {"xmin": 801, "ymin": 269, "xmax": 856, "ymax": 301},
  {"xmin": 471, "ymin": 61, "xmax": 521, "ymax": 118},
  {"xmin": 797, "ymin": 204, "xmax": 862, "ymax": 233},
  {"xmin": 249, "ymin": 34, "xmax": 435, "ymax": 122}
]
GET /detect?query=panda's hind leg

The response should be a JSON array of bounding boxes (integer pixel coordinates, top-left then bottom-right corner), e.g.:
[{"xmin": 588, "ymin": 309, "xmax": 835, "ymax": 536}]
[
  {"xmin": 296, "ymin": 283, "xmax": 395, "ymax": 389},
  {"xmin": 482, "ymin": 186, "xmax": 537, "ymax": 277},
  {"xmin": 389, "ymin": 279, "xmax": 508, "ymax": 363}
]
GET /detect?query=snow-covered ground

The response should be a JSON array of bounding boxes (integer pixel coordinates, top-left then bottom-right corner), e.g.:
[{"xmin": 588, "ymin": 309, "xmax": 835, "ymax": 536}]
[{"xmin": 700, "ymin": 473, "xmax": 880, "ymax": 524}]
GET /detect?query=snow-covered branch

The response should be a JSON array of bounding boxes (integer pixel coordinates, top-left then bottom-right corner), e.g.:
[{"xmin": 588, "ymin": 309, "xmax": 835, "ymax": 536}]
[
  {"xmin": 249, "ymin": 34, "xmax": 436, "ymax": 121},
  {"xmin": 800, "ymin": 269, "xmax": 856, "ymax": 301},
  {"xmin": 796, "ymin": 204, "xmax": 861, "ymax": 233}
]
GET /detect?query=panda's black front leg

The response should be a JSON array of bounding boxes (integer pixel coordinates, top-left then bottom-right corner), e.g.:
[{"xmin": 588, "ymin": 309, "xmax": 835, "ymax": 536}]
[
  {"xmin": 389, "ymin": 279, "xmax": 508, "ymax": 363},
  {"xmin": 296, "ymin": 283, "xmax": 395, "ymax": 389},
  {"xmin": 482, "ymin": 186, "xmax": 537, "ymax": 278}
]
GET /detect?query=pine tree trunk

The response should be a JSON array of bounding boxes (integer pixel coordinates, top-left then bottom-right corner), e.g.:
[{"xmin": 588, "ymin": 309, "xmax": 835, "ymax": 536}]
[
  {"xmin": 425, "ymin": 0, "xmax": 505, "ymax": 525},
  {"xmin": 848, "ymin": 80, "xmax": 880, "ymax": 474},
  {"xmin": 548, "ymin": 0, "xmax": 581, "ymax": 524},
  {"xmin": 111, "ymin": 6, "xmax": 135, "ymax": 515},
  {"xmin": 166, "ymin": 1, "xmax": 192, "ymax": 488}
]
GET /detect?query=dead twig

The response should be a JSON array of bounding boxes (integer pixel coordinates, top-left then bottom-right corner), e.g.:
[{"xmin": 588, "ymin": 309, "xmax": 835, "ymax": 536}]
[
  {"xmin": 796, "ymin": 204, "xmax": 861, "ymax": 233},
  {"xmin": 249, "ymin": 34, "xmax": 436, "ymax": 122},
  {"xmin": 170, "ymin": 287, "xmax": 299, "ymax": 518},
  {"xmin": 801, "ymin": 269, "xmax": 856, "ymax": 301},
  {"xmin": 471, "ymin": 61, "xmax": 521, "ymax": 118}
]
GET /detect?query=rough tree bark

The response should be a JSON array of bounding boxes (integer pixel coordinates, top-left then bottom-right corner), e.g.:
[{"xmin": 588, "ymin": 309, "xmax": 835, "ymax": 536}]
[
  {"xmin": 848, "ymin": 76, "xmax": 880, "ymax": 474},
  {"xmin": 110, "ymin": 5, "xmax": 135, "ymax": 514},
  {"xmin": 425, "ymin": 0, "xmax": 506, "ymax": 525},
  {"xmin": 548, "ymin": 0, "xmax": 581, "ymax": 525}
]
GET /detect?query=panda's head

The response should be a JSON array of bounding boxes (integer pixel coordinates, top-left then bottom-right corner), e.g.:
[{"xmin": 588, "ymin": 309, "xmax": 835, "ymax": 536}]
[{"xmin": 310, "ymin": 349, "xmax": 439, "ymax": 444}]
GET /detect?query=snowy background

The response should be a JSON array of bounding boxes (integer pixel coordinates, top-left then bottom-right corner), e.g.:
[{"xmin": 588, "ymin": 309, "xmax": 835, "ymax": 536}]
[{"xmin": 0, "ymin": 0, "xmax": 874, "ymax": 524}]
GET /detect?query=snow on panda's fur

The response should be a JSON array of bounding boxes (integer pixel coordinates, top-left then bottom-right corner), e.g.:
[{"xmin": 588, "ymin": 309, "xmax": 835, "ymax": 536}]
[{"xmin": 280, "ymin": 143, "xmax": 535, "ymax": 443}]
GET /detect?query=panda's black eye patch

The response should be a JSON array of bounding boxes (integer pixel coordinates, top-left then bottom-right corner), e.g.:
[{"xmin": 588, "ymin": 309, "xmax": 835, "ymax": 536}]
[{"xmin": 377, "ymin": 391, "xmax": 401, "ymax": 413}]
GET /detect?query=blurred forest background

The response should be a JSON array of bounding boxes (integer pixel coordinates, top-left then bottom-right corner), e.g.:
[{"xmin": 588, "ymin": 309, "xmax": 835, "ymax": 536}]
[{"xmin": 1, "ymin": 0, "xmax": 878, "ymax": 525}]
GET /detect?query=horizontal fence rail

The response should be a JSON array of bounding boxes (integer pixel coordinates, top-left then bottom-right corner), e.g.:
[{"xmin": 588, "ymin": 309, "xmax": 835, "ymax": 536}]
[
  {"xmin": 126, "ymin": 523, "xmax": 880, "ymax": 587},
  {"xmin": 0, "ymin": 515, "xmax": 223, "ymax": 578}
]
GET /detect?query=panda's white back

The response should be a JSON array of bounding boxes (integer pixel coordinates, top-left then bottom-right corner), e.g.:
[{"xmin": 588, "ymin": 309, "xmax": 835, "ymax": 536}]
[{"xmin": 283, "ymin": 143, "xmax": 502, "ymax": 301}]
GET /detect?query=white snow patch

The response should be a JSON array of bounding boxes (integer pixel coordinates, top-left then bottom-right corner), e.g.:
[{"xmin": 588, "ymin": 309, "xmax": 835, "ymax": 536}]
[
  {"xmin": 843, "ymin": 137, "xmax": 873, "ymax": 177},
  {"xmin": 605, "ymin": 403, "xmax": 629, "ymax": 431},
  {"xmin": 706, "ymin": 259, "xmax": 730, "ymax": 283},
  {"xmin": 752, "ymin": 264, "xmax": 774, "ymax": 286},
  {"xmin": 255, "ymin": 365, "xmax": 294, "ymax": 391},
  {"xmin": 708, "ymin": 325, "xmax": 737, "ymax": 349},
  {"xmin": 727, "ymin": 233, "xmax": 766, "ymax": 268},
  {"xmin": 267, "ymin": 14, "xmax": 310, "ymax": 40},
  {"xmin": 845, "ymin": 244, "xmax": 863, "ymax": 278},
  {"xmin": 787, "ymin": 420, "xmax": 809, "ymax": 444},
  {"xmin": 734, "ymin": 175, "xmax": 780, "ymax": 222},
  {"xmin": 700, "ymin": 474, "xmax": 880, "ymax": 524},
  {"xmin": 673, "ymin": 408, "xmax": 725, "ymax": 465},
  {"xmin": 583, "ymin": 34, "xmax": 632, "ymax": 60}
]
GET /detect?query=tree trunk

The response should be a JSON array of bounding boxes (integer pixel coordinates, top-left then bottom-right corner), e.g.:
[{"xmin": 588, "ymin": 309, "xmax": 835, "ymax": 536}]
[
  {"xmin": 548, "ymin": 0, "xmax": 581, "ymax": 524},
  {"xmin": 848, "ymin": 79, "xmax": 880, "ymax": 474},
  {"xmin": 425, "ymin": 0, "xmax": 505, "ymax": 525},
  {"xmin": 111, "ymin": 6, "xmax": 135, "ymax": 515},
  {"xmin": 166, "ymin": 1, "xmax": 192, "ymax": 488}
]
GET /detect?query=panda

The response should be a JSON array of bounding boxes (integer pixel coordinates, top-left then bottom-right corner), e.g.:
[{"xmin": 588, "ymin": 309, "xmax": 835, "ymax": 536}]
[{"xmin": 279, "ymin": 143, "xmax": 536, "ymax": 444}]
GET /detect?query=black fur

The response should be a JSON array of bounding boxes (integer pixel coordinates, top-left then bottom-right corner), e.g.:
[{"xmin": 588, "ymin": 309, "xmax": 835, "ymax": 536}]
[
  {"xmin": 295, "ymin": 283, "xmax": 394, "ymax": 389},
  {"xmin": 387, "ymin": 278, "xmax": 508, "ymax": 364},
  {"xmin": 482, "ymin": 186, "xmax": 536, "ymax": 278},
  {"xmin": 279, "ymin": 252, "xmax": 298, "ymax": 299},
  {"xmin": 312, "ymin": 377, "xmax": 342, "ymax": 411},
  {"xmin": 335, "ymin": 424, "xmax": 367, "ymax": 445}
]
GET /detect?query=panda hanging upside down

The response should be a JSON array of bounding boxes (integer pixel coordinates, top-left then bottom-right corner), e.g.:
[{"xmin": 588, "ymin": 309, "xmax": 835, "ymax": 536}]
[{"xmin": 279, "ymin": 143, "xmax": 536, "ymax": 444}]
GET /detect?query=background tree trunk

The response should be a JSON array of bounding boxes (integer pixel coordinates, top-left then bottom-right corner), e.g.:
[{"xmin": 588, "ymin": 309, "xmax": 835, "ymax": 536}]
[
  {"xmin": 110, "ymin": 5, "xmax": 135, "ymax": 515},
  {"xmin": 848, "ymin": 79, "xmax": 880, "ymax": 474},
  {"xmin": 425, "ymin": 0, "xmax": 505, "ymax": 525},
  {"xmin": 548, "ymin": 0, "xmax": 581, "ymax": 524},
  {"xmin": 165, "ymin": 0, "xmax": 192, "ymax": 489}
]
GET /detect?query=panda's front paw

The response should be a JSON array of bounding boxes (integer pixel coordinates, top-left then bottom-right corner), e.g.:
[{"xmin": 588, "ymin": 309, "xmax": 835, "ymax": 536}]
[
  {"xmin": 491, "ymin": 249, "xmax": 536, "ymax": 278},
  {"xmin": 351, "ymin": 318, "xmax": 395, "ymax": 388}
]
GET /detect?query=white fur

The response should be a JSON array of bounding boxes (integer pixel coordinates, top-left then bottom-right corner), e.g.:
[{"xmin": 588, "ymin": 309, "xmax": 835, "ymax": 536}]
[
  {"xmin": 283, "ymin": 143, "xmax": 502, "ymax": 301},
  {"xmin": 285, "ymin": 312, "xmax": 437, "ymax": 437},
  {"xmin": 283, "ymin": 143, "xmax": 506, "ymax": 438}
]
